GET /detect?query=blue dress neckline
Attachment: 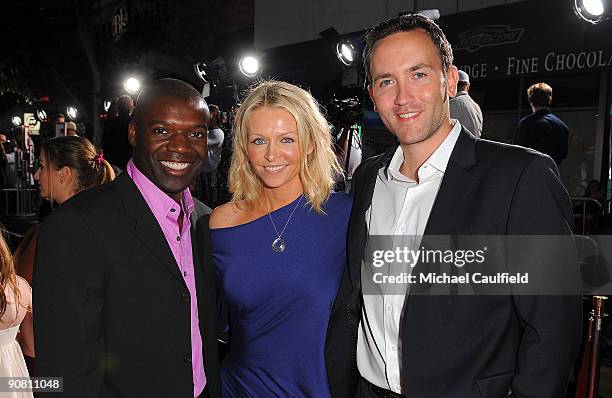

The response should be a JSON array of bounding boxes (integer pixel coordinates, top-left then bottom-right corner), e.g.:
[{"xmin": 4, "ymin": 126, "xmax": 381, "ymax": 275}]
[{"xmin": 210, "ymin": 194, "xmax": 305, "ymax": 232}]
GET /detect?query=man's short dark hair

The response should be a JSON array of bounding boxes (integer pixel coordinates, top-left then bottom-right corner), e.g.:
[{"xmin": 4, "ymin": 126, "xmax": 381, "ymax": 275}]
[
  {"xmin": 133, "ymin": 78, "xmax": 206, "ymax": 122},
  {"xmin": 527, "ymin": 82, "xmax": 553, "ymax": 108},
  {"xmin": 363, "ymin": 13, "xmax": 454, "ymax": 83}
]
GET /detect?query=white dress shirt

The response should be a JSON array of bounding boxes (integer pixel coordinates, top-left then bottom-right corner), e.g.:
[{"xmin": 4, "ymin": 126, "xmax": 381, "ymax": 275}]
[{"xmin": 357, "ymin": 121, "xmax": 462, "ymax": 393}]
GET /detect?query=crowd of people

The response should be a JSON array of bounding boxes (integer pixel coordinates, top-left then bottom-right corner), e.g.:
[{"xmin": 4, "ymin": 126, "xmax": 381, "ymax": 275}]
[{"xmin": 0, "ymin": 12, "xmax": 594, "ymax": 398}]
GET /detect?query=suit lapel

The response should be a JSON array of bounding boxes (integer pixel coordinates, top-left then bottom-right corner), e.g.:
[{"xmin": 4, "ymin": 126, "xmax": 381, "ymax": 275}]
[
  {"xmin": 349, "ymin": 147, "xmax": 397, "ymax": 291},
  {"xmin": 190, "ymin": 200, "xmax": 212, "ymax": 310},
  {"xmin": 115, "ymin": 173, "xmax": 185, "ymax": 286},
  {"xmin": 191, "ymin": 211, "xmax": 221, "ymax": 397},
  {"xmin": 190, "ymin": 212, "xmax": 202, "ymax": 276},
  {"xmin": 191, "ymin": 209, "xmax": 210, "ymax": 310},
  {"xmin": 424, "ymin": 128, "xmax": 478, "ymax": 235}
]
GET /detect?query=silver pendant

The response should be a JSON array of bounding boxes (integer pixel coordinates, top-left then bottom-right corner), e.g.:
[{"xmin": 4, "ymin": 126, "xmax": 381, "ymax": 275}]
[{"xmin": 272, "ymin": 237, "xmax": 285, "ymax": 253}]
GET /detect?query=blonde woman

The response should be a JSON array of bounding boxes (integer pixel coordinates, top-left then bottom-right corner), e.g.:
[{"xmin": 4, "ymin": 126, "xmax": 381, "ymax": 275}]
[
  {"xmin": 0, "ymin": 232, "xmax": 34, "ymax": 397},
  {"xmin": 209, "ymin": 80, "xmax": 351, "ymax": 396}
]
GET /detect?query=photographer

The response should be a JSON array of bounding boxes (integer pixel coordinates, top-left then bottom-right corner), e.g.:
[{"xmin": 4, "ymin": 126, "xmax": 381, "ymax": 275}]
[{"xmin": 330, "ymin": 97, "xmax": 363, "ymax": 190}]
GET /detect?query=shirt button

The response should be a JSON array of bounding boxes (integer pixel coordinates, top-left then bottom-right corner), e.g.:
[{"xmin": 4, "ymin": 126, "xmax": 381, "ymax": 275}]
[
  {"xmin": 176, "ymin": 236, "xmax": 181, "ymax": 241},
  {"xmin": 394, "ymin": 384, "xmax": 401, "ymax": 392},
  {"xmin": 184, "ymin": 353, "xmax": 192, "ymax": 364},
  {"xmin": 181, "ymin": 292, "xmax": 190, "ymax": 302},
  {"xmin": 390, "ymin": 345, "xmax": 397, "ymax": 352},
  {"xmin": 386, "ymin": 305, "xmax": 392, "ymax": 312},
  {"xmin": 399, "ymin": 225, "xmax": 406, "ymax": 233}
]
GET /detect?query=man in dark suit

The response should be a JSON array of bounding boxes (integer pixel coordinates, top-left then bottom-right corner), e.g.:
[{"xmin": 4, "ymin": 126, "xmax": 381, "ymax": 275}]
[
  {"xmin": 514, "ymin": 82, "xmax": 569, "ymax": 166},
  {"xmin": 34, "ymin": 79, "xmax": 220, "ymax": 397},
  {"xmin": 325, "ymin": 14, "xmax": 581, "ymax": 398}
]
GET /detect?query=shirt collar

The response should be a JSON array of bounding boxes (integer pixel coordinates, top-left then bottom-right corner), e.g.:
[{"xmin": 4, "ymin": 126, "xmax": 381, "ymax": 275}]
[
  {"xmin": 126, "ymin": 159, "xmax": 195, "ymax": 224},
  {"xmin": 385, "ymin": 121, "xmax": 462, "ymax": 181},
  {"xmin": 534, "ymin": 108, "xmax": 551, "ymax": 115}
]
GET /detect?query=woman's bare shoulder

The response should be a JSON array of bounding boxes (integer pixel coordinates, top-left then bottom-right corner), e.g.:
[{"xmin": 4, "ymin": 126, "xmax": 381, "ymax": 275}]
[{"xmin": 210, "ymin": 201, "xmax": 255, "ymax": 229}]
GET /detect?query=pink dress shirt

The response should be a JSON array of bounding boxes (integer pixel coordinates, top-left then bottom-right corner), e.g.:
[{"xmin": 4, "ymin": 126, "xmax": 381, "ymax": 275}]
[{"xmin": 127, "ymin": 160, "xmax": 206, "ymax": 397}]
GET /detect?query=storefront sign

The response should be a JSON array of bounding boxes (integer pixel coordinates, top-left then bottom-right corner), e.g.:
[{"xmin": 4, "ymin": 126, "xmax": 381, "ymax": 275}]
[
  {"xmin": 458, "ymin": 49, "xmax": 612, "ymax": 79},
  {"xmin": 444, "ymin": 1, "xmax": 612, "ymax": 80},
  {"xmin": 455, "ymin": 25, "xmax": 525, "ymax": 53}
]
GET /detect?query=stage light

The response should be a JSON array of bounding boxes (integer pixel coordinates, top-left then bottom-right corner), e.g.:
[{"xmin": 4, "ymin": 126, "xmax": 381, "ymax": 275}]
[
  {"xmin": 193, "ymin": 62, "xmax": 212, "ymax": 97},
  {"xmin": 123, "ymin": 77, "xmax": 141, "ymax": 94},
  {"xmin": 574, "ymin": 0, "xmax": 609, "ymax": 23},
  {"xmin": 336, "ymin": 41, "xmax": 356, "ymax": 66},
  {"xmin": 238, "ymin": 56, "xmax": 260, "ymax": 77},
  {"xmin": 36, "ymin": 109, "xmax": 48, "ymax": 122},
  {"xmin": 319, "ymin": 27, "xmax": 358, "ymax": 67},
  {"xmin": 11, "ymin": 116, "xmax": 22, "ymax": 126},
  {"xmin": 194, "ymin": 62, "xmax": 208, "ymax": 82},
  {"xmin": 104, "ymin": 100, "xmax": 112, "ymax": 112},
  {"xmin": 583, "ymin": 0, "xmax": 604, "ymax": 15},
  {"xmin": 66, "ymin": 106, "xmax": 78, "ymax": 120}
]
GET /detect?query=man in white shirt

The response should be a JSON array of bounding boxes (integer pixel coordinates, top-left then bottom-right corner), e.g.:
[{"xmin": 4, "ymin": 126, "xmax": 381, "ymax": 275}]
[{"xmin": 325, "ymin": 13, "xmax": 580, "ymax": 398}]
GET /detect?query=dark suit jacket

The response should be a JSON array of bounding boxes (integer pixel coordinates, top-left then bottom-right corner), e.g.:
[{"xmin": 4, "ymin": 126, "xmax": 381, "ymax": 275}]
[
  {"xmin": 33, "ymin": 172, "xmax": 220, "ymax": 398},
  {"xmin": 326, "ymin": 128, "xmax": 581, "ymax": 398}
]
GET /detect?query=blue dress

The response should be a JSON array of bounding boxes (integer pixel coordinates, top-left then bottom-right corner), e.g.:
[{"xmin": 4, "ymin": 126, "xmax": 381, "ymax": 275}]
[{"xmin": 211, "ymin": 193, "xmax": 352, "ymax": 397}]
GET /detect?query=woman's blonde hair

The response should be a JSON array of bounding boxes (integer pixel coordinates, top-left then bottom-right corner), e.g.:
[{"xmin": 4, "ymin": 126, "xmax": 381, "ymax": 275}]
[
  {"xmin": 0, "ymin": 232, "xmax": 19, "ymax": 318},
  {"xmin": 229, "ymin": 80, "xmax": 342, "ymax": 213}
]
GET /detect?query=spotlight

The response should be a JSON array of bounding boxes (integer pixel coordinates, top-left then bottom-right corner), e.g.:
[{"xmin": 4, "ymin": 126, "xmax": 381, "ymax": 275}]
[
  {"xmin": 583, "ymin": 0, "xmax": 604, "ymax": 14},
  {"xmin": 336, "ymin": 41, "xmax": 356, "ymax": 66},
  {"xmin": 194, "ymin": 62, "xmax": 208, "ymax": 82},
  {"xmin": 123, "ymin": 77, "xmax": 141, "ymax": 94},
  {"xmin": 238, "ymin": 56, "xmax": 261, "ymax": 77},
  {"xmin": 66, "ymin": 106, "xmax": 78, "ymax": 120},
  {"xmin": 11, "ymin": 116, "xmax": 22, "ymax": 126},
  {"xmin": 574, "ymin": 0, "xmax": 609, "ymax": 23},
  {"xmin": 104, "ymin": 100, "xmax": 112, "ymax": 112},
  {"xmin": 193, "ymin": 62, "xmax": 213, "ymax": 97},
  {"xmin": 36, "ymin": 109, "xmax": 48, "ymax": 122}
]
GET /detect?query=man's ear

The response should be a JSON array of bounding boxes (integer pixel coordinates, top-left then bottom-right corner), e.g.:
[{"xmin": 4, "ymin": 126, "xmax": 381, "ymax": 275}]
[
  {"xmin": 368, "ymin": 84, "xmax": 377, "ymax": 112},
  {"xmin": 447, "ymin": 66, "xmax": 459, "ymax": 98},
  {"xmin": 128, "ymin": 120, "xmax": 137, "ymax": 147}
]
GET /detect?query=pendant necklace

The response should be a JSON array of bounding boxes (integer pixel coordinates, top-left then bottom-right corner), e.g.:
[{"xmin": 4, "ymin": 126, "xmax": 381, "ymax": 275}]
[{"xmin": 266, "ymin": 195, "xmax": 303, "ymax": 253}]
